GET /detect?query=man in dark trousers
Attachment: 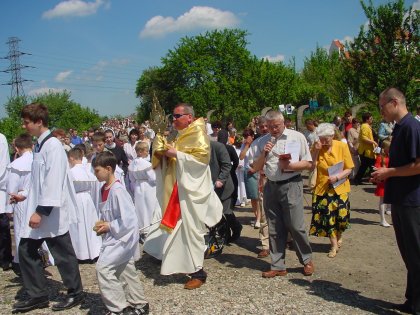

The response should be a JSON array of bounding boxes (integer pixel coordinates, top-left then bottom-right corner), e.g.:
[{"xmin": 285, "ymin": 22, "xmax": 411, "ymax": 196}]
[
  {"xmin": 210, "ymin": 135, "xmax": 242, "ymax": 243},
  {"xmin": 372, "ymin": 88, "xmax": 420, "ymax": 315},
  {"xmin": 13, "ymin": 103, "xmax": 84, "ymax": 313}
]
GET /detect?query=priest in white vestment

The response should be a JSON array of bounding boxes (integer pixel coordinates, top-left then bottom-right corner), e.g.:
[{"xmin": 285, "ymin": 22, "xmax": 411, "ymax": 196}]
[{"xmin": 144, "ymin": 103, "xmax": 222, "ymax": 290}]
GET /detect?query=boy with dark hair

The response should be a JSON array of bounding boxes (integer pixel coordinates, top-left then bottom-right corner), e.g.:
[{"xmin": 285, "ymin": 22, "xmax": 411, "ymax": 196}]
[
  {"xmin": 93, "ymin": 151, "xmax": 149, "ymax": 315},
  {"xmin": 14, "ymin": 103, "xmax": 84, "ymax": 313},
  {"xmin": 92, "ymin": 132, "xmax": 126, "ymax": 188},
  {"xmin": 6, "ymin": 133, "xmax": 33, "ymax": 275}
]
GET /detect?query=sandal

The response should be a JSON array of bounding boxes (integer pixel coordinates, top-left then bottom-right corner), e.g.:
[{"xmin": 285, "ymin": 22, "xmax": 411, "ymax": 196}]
[
  {"xmin": 327, "ymin": 248, "xmax": 338, "ymax": 258},
  {"xmin": 337, "ymin": 239, "xmax": 343, "ymax": 248}
]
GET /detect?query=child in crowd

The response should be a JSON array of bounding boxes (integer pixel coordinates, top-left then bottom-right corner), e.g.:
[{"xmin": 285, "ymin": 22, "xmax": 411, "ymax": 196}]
[
  {"xmin": 128, "ymin": 142, "xmax": 157, "ymax": 242},
  {"xmin": 6, "ymin": 134, "xmax": 33, "ymax": 273},
  {"xmin": 374, "ymin": 140, "xmax": 391, "ymax": 227},
  {"xmin": 68, "ymin": 148, "xmax": 102, "ymax": 262},
  {"xmin": 91, "ymin": 132, "xmax": 126, "ymax": 188},
  {"xmin": 93, "ymin": 151, "xmax": 149, "ymax": 315}
]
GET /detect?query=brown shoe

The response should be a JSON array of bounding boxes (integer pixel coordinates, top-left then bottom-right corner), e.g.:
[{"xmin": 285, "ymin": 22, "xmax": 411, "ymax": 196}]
[
  {"xmin": 303, "ymin": 260, "xmax": 314, "ymax": 276},
  {"xmin": 184, "ymin": 278, "xmax": 206, "ymax": 290},
  {"xmin": 262, "ymin": 269, "xmax": 287, "ymax": 278},
  {"xmin": 257, "ymin": 249, "xmax": 270, "ymax": 258}
]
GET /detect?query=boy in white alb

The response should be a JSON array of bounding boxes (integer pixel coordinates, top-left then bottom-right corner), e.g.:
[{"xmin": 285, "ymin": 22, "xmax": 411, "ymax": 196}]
[
  {"xmin": 93, "ymin": 151, "xmax": 149, "ymax": 315},
  {"xmin": 128, "ymin": 142, "xmax": 157, "ymax": 241},
  {"xmin": 68, "ymin": 148, "xmax": 102, "ymax": 262},
  {"xmin": 6, "ymin": 134, "xmax": 33, "ymax": 272}
]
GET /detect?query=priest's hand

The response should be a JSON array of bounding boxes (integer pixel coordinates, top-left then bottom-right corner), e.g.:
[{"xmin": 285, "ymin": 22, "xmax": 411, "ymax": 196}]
[
  {"xmin": 29, "ymin": 212, "xmax": 42, "ymax": 229},
  {"xmin": 164, "ymin": 146, "xmax": 177, "ymax": 158}
]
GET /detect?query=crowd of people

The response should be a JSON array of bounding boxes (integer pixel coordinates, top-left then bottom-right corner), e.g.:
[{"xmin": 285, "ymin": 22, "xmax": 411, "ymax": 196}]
[{"xmin": 0, "ymin": 87, "xmax": 419, "ymax": 315}]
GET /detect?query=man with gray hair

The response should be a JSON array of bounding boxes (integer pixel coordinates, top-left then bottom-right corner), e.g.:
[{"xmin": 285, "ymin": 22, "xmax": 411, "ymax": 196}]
[{"xmin": 253, "ymin": 110, "xmax": 314, "ymax": 277}]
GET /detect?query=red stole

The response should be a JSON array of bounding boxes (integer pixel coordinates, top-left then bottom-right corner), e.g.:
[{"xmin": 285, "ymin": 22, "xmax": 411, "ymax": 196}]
[{"xmin": 160, "ymin": 181, "xmax": 181, "ymax": 233}]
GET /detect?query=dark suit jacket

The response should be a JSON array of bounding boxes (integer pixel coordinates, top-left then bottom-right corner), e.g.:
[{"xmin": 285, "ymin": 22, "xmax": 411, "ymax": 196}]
[{"xmin": 209, "ymin": 141, "xmax": 234, "ymax": 202}]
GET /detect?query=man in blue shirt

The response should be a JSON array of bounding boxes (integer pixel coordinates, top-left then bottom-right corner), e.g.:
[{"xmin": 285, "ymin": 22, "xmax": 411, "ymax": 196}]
[
  {"xmin": 70, "ymin": 130, "xmax": 83, "ymax": 146},
  {"xmin": 372, "ymin": 87, "xmax": 420, "ymax": 315}
]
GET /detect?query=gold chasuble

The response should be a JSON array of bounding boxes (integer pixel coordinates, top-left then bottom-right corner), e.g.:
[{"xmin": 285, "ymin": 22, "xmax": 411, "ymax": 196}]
[{"xmin": 152, "ymin": 117, "xmax": 210, "ymax": 232}]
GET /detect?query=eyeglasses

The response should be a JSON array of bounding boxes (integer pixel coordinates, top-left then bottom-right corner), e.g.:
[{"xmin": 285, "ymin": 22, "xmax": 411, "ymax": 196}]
[{"xmin": 172, "ymin": 113, "xmax": 188, "ymax": 119}]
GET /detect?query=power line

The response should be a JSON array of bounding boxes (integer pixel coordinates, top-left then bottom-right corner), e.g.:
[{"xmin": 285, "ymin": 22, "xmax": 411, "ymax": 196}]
[{"xmin": 1, "ymin": 37, "xmax": 34, "ymax": 98}]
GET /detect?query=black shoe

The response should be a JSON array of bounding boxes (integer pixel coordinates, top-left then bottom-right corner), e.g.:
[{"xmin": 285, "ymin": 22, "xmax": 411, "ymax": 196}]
[
  {"xmin": 12, "ymin": 296, "xmax": 49, "ymax": 313},
  {"xmin": 230, "ymin": 224, "xmax": 242, "ymax": 242},
  {"xmin": 133, "ymin": 303, "xmax": 149, "ymax": 314},
  {"xmin": 105, "ymin": 306, "xmax": 139, "ymax": 315},
  {"xmin": 391, "ymin": 300, "xmax": 412, "ymax": 313},
  {"xmin": 51, "ymin": 292, "xmax": 84, "ymax": 311},
  {"xmin": 2, "ymin": 262, "xmax": 12, "ymax": 271},
  {"xmin": 12, "ymin": 262, "xmax": 21, "ymax": 277}
]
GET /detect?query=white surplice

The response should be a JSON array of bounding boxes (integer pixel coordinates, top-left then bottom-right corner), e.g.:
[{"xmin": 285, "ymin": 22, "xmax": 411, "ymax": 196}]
[
  {"xmin": 21, "ymin": 131, "xmax": 79, "ymax": 239},
  {"xmin": 128, "ymin": 157, "xmax": 157, "ymax": 232},
  {"xmin": 6, "ymin": 151, "xmax": 32, "ymax": 263},
  {"xmin": 97, "ymin": 181, "xmax": 140, "ymax": 267},
  {"xmin": 0, "ymin": 133, "xmax": 10, "ymax": 213},
  {"xmin": 68, "ymin": 164, "xmax": 102, "ymax": 260}
]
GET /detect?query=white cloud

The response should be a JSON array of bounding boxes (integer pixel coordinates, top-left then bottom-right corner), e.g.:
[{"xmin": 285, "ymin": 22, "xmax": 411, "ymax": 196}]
[
  {"xmin": 413, "ymin": 0, "xmax": 420, "ymax": 10},
  {"xmin": 55, "ymin": 70, "xmax": 73, "ymax": 82},
  {"xmin": 28, "ymin": 87, "xmax": 66, "ymax": 96},
  {"xmin": 340, "ymin": 36, "xmax": 353, "ymax": 44},
  {"xmin": 262, "ymin": 54, "xmax": 285, "ymax": 63},
  {"xmin": 140, "ymin": 6, "xmax": 240, "ymax": 38},
  {"xmin": 42, "ymin": 0, "xmax": 106, "ymax": 19}
]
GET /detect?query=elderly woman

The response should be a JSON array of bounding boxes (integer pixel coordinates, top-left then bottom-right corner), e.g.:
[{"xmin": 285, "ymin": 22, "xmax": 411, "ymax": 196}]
[{"xmin": 309, "ymin": 123, "xmax": 354, "ymax": 258}]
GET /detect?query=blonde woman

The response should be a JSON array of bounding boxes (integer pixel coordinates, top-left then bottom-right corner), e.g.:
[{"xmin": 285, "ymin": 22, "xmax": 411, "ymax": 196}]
[{"xmin": 309, "ymin": 123, "xmax": 354, "ymax": 258}]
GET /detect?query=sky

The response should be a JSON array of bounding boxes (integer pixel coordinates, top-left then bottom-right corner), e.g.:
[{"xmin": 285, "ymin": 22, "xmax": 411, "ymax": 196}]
[{"xmin": 0, "ymin": 0, "xmax": 418, "ymax": 119}]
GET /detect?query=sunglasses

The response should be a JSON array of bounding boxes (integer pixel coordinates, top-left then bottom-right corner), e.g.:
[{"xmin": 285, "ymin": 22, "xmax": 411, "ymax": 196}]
[{"xmin": 172, "ymin": 113, "xmax": 188, "ymax": 119}]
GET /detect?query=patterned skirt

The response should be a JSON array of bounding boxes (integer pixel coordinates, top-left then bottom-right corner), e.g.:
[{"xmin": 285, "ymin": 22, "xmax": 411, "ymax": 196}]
[{"xmin": 309, "ymin": 190, "xmax": 350, "ymax": 238}]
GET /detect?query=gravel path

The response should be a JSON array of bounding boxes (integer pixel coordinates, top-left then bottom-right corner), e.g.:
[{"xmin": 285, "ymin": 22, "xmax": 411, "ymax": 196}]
[{"xmin": 0, "ymin": 182, "xmax": 405, "ymax": 314}]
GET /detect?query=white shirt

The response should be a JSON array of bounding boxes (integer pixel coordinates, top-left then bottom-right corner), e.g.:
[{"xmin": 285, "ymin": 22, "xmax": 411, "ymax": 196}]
[{"xmin": 253, "ymin": 129, "xmax": 312, "ymax": 181}]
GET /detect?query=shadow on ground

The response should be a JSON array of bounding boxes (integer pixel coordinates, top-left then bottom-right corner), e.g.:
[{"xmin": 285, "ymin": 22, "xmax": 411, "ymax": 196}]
[{"xmin": 289, "ymin": 278, "xmax": 398, "ymax": 315}]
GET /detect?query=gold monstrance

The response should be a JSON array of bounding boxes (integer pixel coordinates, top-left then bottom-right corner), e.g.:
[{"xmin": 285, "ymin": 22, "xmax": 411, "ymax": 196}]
[
  {"xmin": 149, "ymin": 93, "xmax": 172, "ymax": 165},
  {"xmin": 149, "ymin": 92, "xmax": 168, "ymax": 136}
]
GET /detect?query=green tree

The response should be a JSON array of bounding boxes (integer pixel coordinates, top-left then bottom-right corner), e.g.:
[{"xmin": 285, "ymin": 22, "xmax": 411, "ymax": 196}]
[
  {"xmin": 136, "ymin": 29, "xmax": 260, "ymax": 127},
  {"xmin": 0, "ymin": 96, "xmax": 28, "ymax": 142},
  {"xmin": 136, "ymin": 29, "xmax": 306, "ymax": 128},
  {"xmin": 135, "ymin": 66, "xmax": 176, "ymax": 123},
  {"xmin": 0, "ymin": 91, "xmax": 102, "ymax": 142},
  {"xmin": 344, "ymin": 0, "xmax": 419, "ymax": 107},
  {"xmin": 301, "ymin": 47, "xmax": 350, "ymax": 106}
]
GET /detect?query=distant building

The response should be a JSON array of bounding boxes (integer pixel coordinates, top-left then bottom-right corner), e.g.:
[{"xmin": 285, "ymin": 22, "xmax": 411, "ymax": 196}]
[{"xmin": 329, "ymin": 40, "xmax": 349, "ymax": 59}]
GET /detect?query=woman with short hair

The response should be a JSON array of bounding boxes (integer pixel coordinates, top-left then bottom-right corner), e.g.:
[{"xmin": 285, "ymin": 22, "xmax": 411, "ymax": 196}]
[{"xmin": 309, "ymin": 123, "xmax": 354, "ymax": 258}]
